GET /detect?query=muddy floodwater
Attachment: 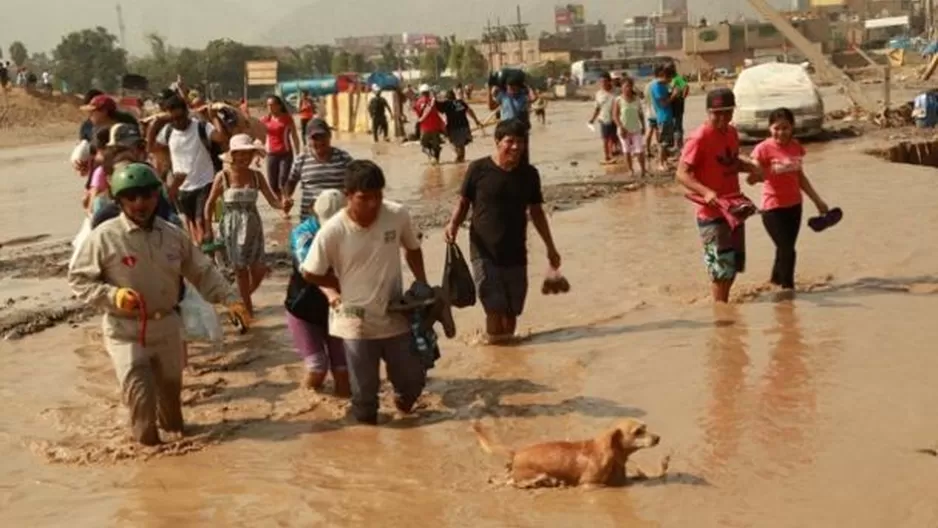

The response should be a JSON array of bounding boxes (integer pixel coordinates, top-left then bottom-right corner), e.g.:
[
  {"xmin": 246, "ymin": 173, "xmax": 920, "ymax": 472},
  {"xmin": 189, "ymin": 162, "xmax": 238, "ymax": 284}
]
[{"xmin": 2, "ymin": 90, "xmax": 938, "ymax": 527}]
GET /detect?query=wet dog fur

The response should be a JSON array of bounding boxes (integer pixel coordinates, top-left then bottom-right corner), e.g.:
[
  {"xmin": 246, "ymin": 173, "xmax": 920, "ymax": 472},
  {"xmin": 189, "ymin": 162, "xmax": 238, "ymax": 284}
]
[{"xmin": 471, "ymin": 418, "xmax": 665, "ymax": 489}]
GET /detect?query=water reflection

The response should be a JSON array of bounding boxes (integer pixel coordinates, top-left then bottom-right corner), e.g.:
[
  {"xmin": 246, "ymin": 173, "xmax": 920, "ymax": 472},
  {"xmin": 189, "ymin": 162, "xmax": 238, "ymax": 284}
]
[
  {"xmin": 701, "ymin": 304, "xmax": 750, "ymax": 470},
  {"xmin": 756, "ymin": 301, "xmax": 817, "ymax": 471}
]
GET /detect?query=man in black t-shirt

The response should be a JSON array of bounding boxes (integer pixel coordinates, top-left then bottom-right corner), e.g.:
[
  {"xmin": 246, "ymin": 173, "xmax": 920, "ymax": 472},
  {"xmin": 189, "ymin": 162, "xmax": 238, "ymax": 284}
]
[{"xmin": 444, "ymin": 119, "xmax": 562, "ymax": 343}]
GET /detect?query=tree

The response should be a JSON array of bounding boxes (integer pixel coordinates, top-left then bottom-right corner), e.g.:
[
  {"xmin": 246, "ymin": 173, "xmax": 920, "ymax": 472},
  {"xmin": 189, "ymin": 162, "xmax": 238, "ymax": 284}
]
[
  {"xmin": 29, "ymin": 52, "xmax": 54, "ymax": 73},
  {"xmin": 312, "ymin": 46, "xmax": 334, "ymax": 75},
  {"xmin": 458, "ymin": 45, "xmax": 487, "ymax": 82},
  {"xmin": 331, "ymin": 50, "xmax": 350, "ymax": 74},
  {"xmin": 53, "ymin": 27, "xmax": 126, "ymax": 93},
  {"xmin": 447, "ymin": 42, "xmax": 464, "ymax": 76},
  {"xmin": 202, "ymin": 38, "xmax": 259, "ymax": 97},
  {"xmin": 9, "ymin": 41, "xmax": 28, "ymax": 67},
  {"xmin": 349, "ymin": 53, "xmax": 368, "ymax": 73},
  {"xmin": 379, "ymin": 40, "xmax": 398, "ymax": 72},
  {"xmin": 419, "ymin": 50, "xmax": 441, "ymax": 81}
]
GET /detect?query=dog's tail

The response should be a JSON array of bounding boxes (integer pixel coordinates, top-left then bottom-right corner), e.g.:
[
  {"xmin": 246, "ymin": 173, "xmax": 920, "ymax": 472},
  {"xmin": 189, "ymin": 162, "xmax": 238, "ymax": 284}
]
[{"xmin": 470, "ymin": 421, "xmax": 513, "ymax": 458}]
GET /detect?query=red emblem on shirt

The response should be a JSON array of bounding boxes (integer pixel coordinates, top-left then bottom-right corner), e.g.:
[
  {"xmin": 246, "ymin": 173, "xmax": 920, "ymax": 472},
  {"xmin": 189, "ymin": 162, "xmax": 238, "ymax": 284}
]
[{"xmin": 121, "ymin": 255, "xmax": 137, "ymax": 268}]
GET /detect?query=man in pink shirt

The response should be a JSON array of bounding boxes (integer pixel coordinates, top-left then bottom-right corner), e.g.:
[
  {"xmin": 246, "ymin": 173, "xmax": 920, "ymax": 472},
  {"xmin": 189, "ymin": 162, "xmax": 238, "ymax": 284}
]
[{"xmin": 676, "ymin": 88, "xmax": 761, "ymax": 303}]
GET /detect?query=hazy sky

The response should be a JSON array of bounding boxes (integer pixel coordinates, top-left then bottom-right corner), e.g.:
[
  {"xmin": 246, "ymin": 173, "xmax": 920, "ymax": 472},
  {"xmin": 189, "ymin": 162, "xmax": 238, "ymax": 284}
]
[{"xmin": 3, "ymin": 0, "xmax": 787, "ymax": 56}]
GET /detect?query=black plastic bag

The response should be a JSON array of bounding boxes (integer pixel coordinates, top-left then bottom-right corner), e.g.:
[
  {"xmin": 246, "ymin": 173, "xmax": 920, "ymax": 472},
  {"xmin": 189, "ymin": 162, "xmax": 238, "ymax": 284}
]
[{"xmin": 443, "ymin": 242, "xmax": 476, "ymax": 308}]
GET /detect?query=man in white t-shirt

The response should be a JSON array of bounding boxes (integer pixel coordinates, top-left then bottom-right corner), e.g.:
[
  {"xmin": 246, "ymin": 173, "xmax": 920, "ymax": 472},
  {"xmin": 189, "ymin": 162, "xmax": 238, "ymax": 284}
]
[
  {"xmin": 301, "ymin": 159, "xmax": 429, "ymax": 425},
  {"xmin": 588, "ymin": 71, "xmax": 617, "ymax": 164},
  {"xmin": 148, "ymin": 95, "xmax": 228, "ymax": 244}
]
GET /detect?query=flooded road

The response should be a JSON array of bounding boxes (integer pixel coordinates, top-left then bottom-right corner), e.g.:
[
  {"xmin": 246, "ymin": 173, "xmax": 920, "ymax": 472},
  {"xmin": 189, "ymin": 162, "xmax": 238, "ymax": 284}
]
[{"xmin": 2, "ymin": 91, "xmax": 938, "ymax": 527}]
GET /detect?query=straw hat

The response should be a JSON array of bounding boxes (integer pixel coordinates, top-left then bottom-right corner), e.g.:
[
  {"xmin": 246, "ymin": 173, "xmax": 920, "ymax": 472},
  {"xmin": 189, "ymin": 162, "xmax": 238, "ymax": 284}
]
[{"xmin": 221, "ymin": 133, "xmax": 265, "ymax": 160}]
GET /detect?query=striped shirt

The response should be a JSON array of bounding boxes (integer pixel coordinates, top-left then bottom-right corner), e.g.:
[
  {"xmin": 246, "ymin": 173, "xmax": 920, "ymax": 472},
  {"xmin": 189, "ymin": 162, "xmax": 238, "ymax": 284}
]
[{"xmin": 289, "ymin": 147, "xmax": 353, "ymax": 219}]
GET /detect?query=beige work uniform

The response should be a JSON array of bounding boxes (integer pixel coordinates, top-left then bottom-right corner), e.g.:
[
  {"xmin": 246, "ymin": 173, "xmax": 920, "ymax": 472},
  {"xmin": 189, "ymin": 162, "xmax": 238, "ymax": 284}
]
[{"xmin": 68, "ymin": 213, "xmax": 237, "ymax": 444}]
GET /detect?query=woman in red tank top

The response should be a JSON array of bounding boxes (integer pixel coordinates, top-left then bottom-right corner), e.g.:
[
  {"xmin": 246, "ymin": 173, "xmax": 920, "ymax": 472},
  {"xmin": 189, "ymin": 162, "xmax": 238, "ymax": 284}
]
[{"xmin": 261, "ymin": 95, "xmax": 300, "ymax": 203}]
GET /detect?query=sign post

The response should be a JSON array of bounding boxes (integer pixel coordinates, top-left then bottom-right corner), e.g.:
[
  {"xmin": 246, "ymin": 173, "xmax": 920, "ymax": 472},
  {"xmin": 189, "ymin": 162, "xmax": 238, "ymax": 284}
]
[{"xmin": 244, "ymin": 60, "xmax": 279, "ymax": 102}]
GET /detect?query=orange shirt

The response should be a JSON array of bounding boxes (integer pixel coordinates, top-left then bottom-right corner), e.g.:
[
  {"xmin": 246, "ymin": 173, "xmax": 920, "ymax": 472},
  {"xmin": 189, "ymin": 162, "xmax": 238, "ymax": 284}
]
[{"xmin": 299, "ymin": 98, "xmax": 315, "ymax": 120}]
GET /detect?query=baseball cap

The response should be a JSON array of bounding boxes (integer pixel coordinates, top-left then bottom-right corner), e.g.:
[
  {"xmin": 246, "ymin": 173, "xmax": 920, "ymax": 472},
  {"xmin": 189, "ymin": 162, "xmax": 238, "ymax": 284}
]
[
  {"xmin": 81, "ymin": 94, "xmax": 117, "ymax": 113},
  {"xmin": 106, "ymin": 123, "xmax": 143, "ymax": 148},
  {"xmin": 306, "ymin": 117, "xmax": 331, "ymax": 138},
  {"xmin": 706, "ymin": 88, "xmax": 736, "ymax": 111}
]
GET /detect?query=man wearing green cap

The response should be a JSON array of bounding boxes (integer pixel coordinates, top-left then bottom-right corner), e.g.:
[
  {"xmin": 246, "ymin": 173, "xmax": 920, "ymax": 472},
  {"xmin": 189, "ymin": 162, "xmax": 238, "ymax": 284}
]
[{"xmin": 68, "ymin": 163, "xmax": 250, "ymax": 445}]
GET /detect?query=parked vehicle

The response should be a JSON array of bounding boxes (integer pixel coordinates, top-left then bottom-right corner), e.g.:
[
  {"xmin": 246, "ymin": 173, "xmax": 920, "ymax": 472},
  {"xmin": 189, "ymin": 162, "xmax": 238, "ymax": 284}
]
[{"xmin": 732, "ymin": 62, "xmax": 824, "ymax": 140}]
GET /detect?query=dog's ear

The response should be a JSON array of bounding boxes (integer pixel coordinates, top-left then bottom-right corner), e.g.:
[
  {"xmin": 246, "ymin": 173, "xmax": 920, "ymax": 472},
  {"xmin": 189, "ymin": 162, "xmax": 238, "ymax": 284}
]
[{"xmin": 607, "ymin": 428, "xmax": 624, "ymax": 450}]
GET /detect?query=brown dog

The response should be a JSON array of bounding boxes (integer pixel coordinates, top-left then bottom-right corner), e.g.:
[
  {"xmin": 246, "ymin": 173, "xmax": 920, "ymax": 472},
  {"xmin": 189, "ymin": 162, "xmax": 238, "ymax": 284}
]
[{"xmin": 471, "ymin": 418, "xmax": 666, "ymax": 488}]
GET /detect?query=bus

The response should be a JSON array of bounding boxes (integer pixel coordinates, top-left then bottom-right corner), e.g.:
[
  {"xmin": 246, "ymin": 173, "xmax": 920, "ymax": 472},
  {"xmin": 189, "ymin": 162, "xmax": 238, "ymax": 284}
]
[{"xmin": 571, "ymin": 56, "xmax": 676, "ymax": 85}]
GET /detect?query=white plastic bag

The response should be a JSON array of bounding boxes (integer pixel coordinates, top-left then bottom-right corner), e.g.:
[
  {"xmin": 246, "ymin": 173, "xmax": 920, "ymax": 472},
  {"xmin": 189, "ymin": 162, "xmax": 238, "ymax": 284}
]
[
  {"xmin": 180, "ymin": 281, "xmax": 223, "ymax": 343},
  {"xmin": 68, "ymin": 218, "xmax": 92, "ymax": 270},
  {"xmin": 69, "ymin": 140, "xmax": 91, "ymax": 165}
]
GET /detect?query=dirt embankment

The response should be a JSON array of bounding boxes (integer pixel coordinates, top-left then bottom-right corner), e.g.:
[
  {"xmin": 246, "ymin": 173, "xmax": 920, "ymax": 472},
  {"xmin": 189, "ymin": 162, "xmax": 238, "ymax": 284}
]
[{"xmin": 0, "ymin": 88, "xmax": 85, "ymax": 148}]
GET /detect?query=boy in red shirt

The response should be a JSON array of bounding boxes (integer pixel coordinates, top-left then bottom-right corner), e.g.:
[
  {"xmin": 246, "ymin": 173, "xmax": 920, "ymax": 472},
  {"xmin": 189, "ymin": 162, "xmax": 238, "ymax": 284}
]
[
  {"xmin": 413, "ymin": 84, "xmax": 446, "ymax": 164},
  {"xmin": 677, "ymin": 88, "xmax": 761, "ymax": 303}
]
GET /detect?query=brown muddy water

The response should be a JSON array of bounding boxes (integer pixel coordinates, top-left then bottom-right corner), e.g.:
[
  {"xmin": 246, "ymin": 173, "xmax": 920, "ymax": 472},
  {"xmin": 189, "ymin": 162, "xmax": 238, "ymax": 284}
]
[{"xmin": 2, "ymin": 91, "xmax": 938, "ymax": 527}]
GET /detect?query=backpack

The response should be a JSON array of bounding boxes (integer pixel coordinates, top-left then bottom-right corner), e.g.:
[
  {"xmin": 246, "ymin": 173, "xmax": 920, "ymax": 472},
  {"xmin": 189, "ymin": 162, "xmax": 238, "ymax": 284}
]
[{"xmin": 168, "ymin": 120, "xmax": 224, "ymax": 173}]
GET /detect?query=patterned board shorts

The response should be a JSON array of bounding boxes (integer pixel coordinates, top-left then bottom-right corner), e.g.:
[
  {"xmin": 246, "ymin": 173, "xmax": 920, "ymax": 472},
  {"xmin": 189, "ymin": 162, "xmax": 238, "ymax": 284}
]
[{"xmin": 697, "ymin": 219, "xmax": 746, "ymax": 281}]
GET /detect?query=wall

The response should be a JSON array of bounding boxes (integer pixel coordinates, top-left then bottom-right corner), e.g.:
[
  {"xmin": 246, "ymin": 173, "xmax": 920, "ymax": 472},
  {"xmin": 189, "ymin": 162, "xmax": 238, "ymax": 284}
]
[
  {"xmin": 475, "ymin": 40, "xmax": 541, "ymax": 70},
  {"xmin": 683, "ymin": 24, "xmax": 731, "ymax": 53},
  {"xmin": 690, "ymin": 48, "xmax": 754, "ymax": 70}
]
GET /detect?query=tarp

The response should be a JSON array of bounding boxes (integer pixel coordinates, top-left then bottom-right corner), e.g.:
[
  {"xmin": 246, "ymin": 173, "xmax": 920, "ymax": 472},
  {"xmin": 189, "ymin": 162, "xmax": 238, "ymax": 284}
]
[
  {"xmin": 278, "ymin": 78, "xmax": 338, "ymax": 98},
  {"xmin": 733, "ymin": 62, "xmax": 820, "ymax": 110}
]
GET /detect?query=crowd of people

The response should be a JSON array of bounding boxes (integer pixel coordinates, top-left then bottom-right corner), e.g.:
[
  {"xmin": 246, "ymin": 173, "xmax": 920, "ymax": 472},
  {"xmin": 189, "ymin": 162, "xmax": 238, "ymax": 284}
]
[{"xmin": 62, "ymin": 70, "xmax": 836, "ymax": 445}]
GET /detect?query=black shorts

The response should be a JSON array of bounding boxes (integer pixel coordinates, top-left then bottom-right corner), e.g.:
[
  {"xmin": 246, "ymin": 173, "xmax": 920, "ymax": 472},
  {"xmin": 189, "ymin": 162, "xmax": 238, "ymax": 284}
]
[
  {"xmin": 600, "ymin": 122, "xmax": 618, "ymax": 140},
  {"xmin": 472, "ymin": 258, "xmax": 528, "ymax": 317},
  {"xmin": 177, "ymin": 183, "xmax": 212, "ymax": 221}
]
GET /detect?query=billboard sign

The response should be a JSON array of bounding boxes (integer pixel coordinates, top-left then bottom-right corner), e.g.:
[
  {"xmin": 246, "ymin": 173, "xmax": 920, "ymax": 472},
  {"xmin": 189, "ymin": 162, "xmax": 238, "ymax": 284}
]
[
  {"xmin": 245, "ymin": 60, "xmax": 278, "ymax": 86},
  {"xmin": 555, "ymin": 4, "xmax": 585, "ymax": 28}
]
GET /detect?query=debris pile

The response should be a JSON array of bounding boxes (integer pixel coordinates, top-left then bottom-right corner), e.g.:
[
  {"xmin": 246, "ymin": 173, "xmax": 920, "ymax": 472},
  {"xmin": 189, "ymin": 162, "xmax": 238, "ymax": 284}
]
[{"xmin": 825, "ymin": 102, "xmax": 915, "ymax": 128}]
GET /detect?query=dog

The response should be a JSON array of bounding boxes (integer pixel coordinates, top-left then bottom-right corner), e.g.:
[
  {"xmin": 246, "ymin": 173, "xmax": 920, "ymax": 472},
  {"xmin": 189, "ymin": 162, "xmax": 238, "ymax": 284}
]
[{"xmin": 471, "ymin": 418, "xmax": 667, "ymax": 489}]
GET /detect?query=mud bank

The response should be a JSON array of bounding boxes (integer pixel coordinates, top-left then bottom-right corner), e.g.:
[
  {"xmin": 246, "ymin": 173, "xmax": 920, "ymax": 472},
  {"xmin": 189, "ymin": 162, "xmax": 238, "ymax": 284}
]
[{"xmin": 866, "ymin": 136, "xmax": 938, "ymax": 167}]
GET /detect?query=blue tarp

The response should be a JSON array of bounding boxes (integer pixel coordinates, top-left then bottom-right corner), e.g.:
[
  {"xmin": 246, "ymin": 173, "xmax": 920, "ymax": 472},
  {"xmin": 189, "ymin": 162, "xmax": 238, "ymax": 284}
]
[
  {"xmin": 365, "ymin": 72, "xmax": 401, "ymax": 90},
  {"xmin": 277, "ymin": 78, "xmax": 338, "ymax": 98}
]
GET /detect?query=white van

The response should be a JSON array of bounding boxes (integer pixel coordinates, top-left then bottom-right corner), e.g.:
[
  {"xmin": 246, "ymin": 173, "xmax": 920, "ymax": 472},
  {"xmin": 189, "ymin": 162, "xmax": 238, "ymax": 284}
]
[{"xmin": 732, "ymin": 62, "xmax": 824, "ymax": 139}]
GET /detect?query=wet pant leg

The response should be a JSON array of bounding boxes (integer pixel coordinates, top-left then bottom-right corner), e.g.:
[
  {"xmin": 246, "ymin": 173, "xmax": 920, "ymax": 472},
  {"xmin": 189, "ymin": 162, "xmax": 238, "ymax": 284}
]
[
  {"xmin": 381, "ymin": 333, "xmax": 427, "ymax": 411},
  {"xmin": 104, "ymin": 315, "xmax": 185, "ymax": 444},
  {"xmin": 761, "ymin": 204, "xmax": 803, "ymax": 289},
  {"xmin": 343, "ymin": 335, "xmax": 426, "ymax": 422},
  {"xmin": 343, "ymin": 339, "xmax": 383, "ymax": 423}
]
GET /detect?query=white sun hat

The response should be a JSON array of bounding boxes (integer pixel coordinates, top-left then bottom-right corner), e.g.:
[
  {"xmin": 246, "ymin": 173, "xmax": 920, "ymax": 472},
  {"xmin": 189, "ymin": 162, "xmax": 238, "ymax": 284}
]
[{"xmin": 221, "ymin": 133, "xmax": 265, "ymax": 160}]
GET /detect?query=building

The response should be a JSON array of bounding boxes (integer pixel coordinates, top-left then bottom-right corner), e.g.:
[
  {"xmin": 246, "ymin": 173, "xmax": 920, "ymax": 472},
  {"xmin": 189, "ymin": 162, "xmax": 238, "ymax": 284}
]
[{"xmin": 616, "ymin": 17, "xmax": 656, "ymax": 56}]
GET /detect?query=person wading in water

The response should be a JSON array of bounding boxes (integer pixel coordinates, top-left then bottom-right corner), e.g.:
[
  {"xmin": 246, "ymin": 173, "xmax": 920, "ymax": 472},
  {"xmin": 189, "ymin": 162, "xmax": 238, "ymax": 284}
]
[{"xmin": 68, "ymin": 163, "xmax": 250, "ymax": 445}]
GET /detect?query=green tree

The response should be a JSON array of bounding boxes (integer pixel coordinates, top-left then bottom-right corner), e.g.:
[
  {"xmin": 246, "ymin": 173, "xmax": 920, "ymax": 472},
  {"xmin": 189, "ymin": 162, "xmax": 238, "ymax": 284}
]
[
  {"xmin": 379, "ymin": 40, "xmax": 398, "ymax": 71},
  {"xmin": 53, "ymin": 27, "xmax": 126, "ymax": 92},
  {"xmin": 202, "ymin": 38, "xmax": 259, "ymax": 97},
  {"xmin": 458, "ymin": 45, "xmax": 487, "ymax": 82},
  {"xmin": 29, "ymin": 52, "xmax": 54, "ymax": 73},
  {"xmin": 312, "ymin": 45, "xmax": 334, "ymax": 75},
  {"xmin": 349, "ymin": 52, "xmax": 368, "ymax": 73},
  {"xmin": 419, "ymin": 50, "xmax": 441, "ymax": 80},
  {"xmin": 285, "ymin": 45, "xmax": 317, "ymax": 78},
  {"xmin": 9, "ymin": 41, "xmax": 28, "ymax": 66},
  {"xmin": 331, "ymin": 50, "xmax": 350, "ymax": 74},
  {"xmin": 447, "ymin": 42, "xmax": 464, "ymax": 76}
]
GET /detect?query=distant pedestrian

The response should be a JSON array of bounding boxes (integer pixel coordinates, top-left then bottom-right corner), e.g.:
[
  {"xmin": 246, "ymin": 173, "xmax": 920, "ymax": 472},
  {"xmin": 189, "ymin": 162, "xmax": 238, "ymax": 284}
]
[{"xmin": 261, "ymin": 95, "xmax": 301, "ymax": 201}]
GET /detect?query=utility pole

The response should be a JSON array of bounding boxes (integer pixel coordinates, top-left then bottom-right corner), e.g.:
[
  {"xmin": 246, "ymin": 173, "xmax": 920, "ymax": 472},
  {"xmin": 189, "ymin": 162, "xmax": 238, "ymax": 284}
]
[
  {"xmin": 115, "ymin": 3, "xmax": 127, "ymax": 50},
  {"xmin": 509, "ymin": 5, "xmax": 530, "ymax": 67}
]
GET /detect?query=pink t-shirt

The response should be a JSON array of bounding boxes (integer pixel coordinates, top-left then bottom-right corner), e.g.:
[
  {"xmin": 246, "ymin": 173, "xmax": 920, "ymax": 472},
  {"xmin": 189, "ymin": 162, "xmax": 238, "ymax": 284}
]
[
  {"xmin": 680, "ymin": 123, "xmax": 742, "ymax": 221},
  {"xmin": 89, "ymin": 166, "xmax": 108, "ymax": 192},
  {"xmin": 751, "ymin": 138, "xmax": 805, "ymax": 210}
]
